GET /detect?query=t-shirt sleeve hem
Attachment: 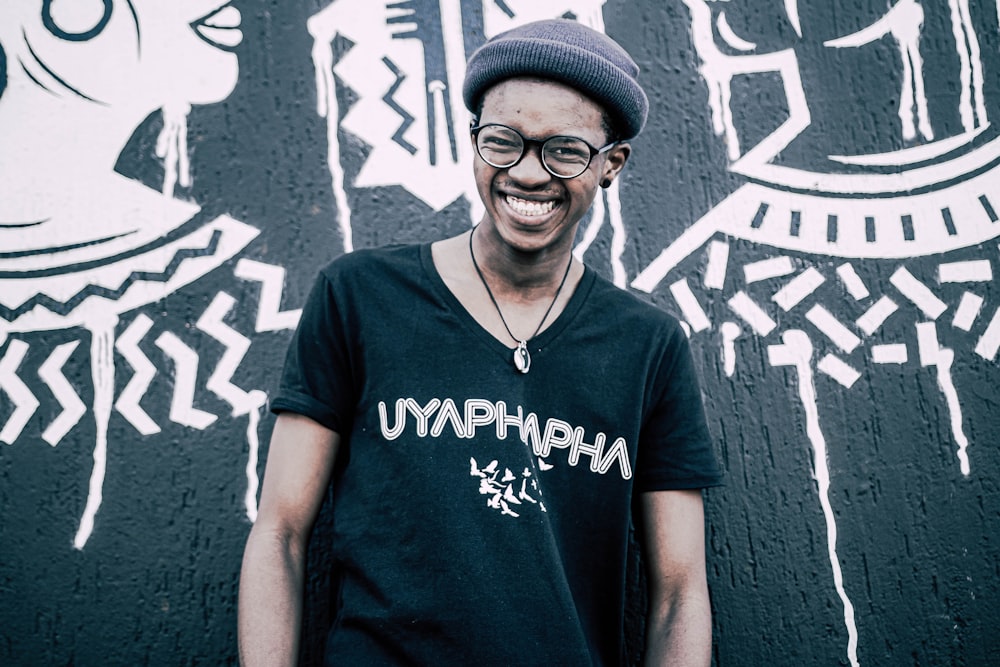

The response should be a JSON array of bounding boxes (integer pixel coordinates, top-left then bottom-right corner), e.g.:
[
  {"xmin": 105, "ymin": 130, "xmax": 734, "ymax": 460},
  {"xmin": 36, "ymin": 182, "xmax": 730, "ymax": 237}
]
[
  {"xmin": 634, "ymin": 473, "xmax": 725, "ymax": 492},
  {"xmin": 270, "ymin": 391, "xmax": 343, "ymax": 434}
]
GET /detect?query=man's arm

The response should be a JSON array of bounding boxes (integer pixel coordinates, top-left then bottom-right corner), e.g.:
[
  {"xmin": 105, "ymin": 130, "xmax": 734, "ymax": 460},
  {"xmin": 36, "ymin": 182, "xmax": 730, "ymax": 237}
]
[
  {"xmin": 238, "ymin": 412, "xmax": 340, "ymax": 667},
  {"xmin": 639, "ymin": 489, "xmax": 713, "ymax": 667}
]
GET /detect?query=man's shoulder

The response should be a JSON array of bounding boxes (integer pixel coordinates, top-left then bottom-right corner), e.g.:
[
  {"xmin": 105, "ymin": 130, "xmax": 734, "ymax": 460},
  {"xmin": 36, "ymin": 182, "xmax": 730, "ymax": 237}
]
[
  {"xmin": 317, "ymin": 243, "xmax": 425, "ymax": 283},
  {"xmin": 585, "ymin": 269, "xmax": 685, "ymax": 338}
]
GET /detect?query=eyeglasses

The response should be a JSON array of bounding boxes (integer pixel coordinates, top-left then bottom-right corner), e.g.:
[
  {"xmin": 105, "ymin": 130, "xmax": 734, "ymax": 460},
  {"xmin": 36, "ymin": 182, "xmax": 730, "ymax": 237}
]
[{"xmin": 471, "ymin": 123, "xmax": 616, "ymax": 179}]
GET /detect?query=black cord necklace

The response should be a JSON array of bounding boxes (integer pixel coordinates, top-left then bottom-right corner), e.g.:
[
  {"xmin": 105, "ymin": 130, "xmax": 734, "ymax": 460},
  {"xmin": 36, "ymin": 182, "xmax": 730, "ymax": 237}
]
[{"xmin": 468, "ymin": 226, "xmax": 573, "ymax": 374}]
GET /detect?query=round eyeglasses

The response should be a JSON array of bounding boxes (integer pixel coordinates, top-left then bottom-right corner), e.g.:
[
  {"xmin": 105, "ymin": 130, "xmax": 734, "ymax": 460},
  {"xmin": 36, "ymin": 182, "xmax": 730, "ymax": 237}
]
[{"xmin": 471, "ymin": 123, "xmax": 616, "ymax": 179}]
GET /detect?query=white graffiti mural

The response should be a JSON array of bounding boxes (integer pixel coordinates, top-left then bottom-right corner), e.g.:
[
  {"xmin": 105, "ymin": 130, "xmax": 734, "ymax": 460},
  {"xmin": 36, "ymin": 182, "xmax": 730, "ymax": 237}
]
[
  {"xmin": 307, "ymin": 0, "xmax": 635, "ymax": 285},
  {"xmin": 0, "ymin": 2, "xmax": 300, "ymax": 548},
  {"xmin": 634, "ymin": 2, "xmax": 999, "ymax": 665}
]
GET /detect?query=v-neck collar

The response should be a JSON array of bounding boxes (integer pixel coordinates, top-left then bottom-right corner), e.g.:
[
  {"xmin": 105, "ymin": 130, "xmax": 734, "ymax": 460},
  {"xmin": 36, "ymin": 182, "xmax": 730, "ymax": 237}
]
[{"xmin": 419, "ymin": 242, "xmax": 596, "ymax": 366}]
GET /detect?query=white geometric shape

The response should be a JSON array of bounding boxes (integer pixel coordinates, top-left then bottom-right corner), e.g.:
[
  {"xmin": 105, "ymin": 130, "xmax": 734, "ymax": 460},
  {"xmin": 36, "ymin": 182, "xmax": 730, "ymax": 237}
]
[
  {"xmin": 974, "ymin": 307, "xmax": 1000, "ymax": 361},
  {"xmin": 703, "ymin": 240, "xmax": 730, "ymax": 290},
  {"xmin": 806, "ymin": 305, "xmax": 861, "ymax": 353},
  {"xmin": 744, "ymin": 256, "xmax": 795, "ymax": 283},
  {"xmin": 234, "ymin": 259, "xmax": 303, "ymax": 332},
  {"xmin": 38, "ymin": 341, "xmax": 86, "ymax": 446},
  {"xmin": 890, "ymin": 267, "xmax": 947, "ymax": 319},
  {"xmin": 856, "ymin": 296, "xmax": 899, "ymax": 336},
  {"xmin": 767, "ymin": 329, "xmax": 812, "ymax": 368},
  {"xmin": 0, "ymin": 339, "xmax": 40, "ymax": 444},
  {"xmin": 721, "ymin": 321, "xmax": 741, "ymax": 377},
  {"xmin": 728, "ymin": 291, "xmax": 776, "ymax": 336},
  {"xmin": 916, "ymin": 322, "xmax": 945, "ymax": 367},
  {"xmin": 632, "ymin": 175, "xmax": 1000, "ymax": 294},
  {"xmin": 938, "ymin": 259, "xmax": 993, "ymax": 283},
  {"xmin": 114, "ymin": 314, "xmax": 161, "ymax": 436},
  {"xmin": 669, "ymin": 278, "xmax": 711, "ymax": 333},
  {"xmin": 773, "ymin": 267, "xmax": 825, "ymax": 311},
  {"xmin": 817, "ymin": 354, "xmax": 861, "ymax": 388},
  {"xmin": 952, "ymin": 292, "xmax": 983, "ymax": 332},
  {"xmin": 836, "ymin": 263, "xmax": 870, "ymax": 300},
  {"xmin": 872, "ymin": 344, "xmax": 909, "ymax": 364},
  {"xmin": 154, "ymin": 332, "xmax": 217, "ymax": 429},
  {"xmin": 196, "ymin": 292, "xmax": 268, "ymax": 417}
]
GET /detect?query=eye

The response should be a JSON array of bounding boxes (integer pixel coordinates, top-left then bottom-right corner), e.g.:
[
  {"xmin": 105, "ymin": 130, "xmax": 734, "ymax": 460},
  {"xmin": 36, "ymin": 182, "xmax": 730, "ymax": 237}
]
[
  {"xmin": 544, "ymin": 138, "xmax": 590, "ymax": 164},
  {"xmin": 478, "ymin": 127, "xmax": 522, "ymax": 153}
]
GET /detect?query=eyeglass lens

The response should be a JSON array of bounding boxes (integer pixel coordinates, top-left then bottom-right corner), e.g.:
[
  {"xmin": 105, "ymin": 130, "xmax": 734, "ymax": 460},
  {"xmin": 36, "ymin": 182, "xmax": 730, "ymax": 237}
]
[{"xmin": 475, "ymin": 125, "xmax": 595, "ymax": 178}]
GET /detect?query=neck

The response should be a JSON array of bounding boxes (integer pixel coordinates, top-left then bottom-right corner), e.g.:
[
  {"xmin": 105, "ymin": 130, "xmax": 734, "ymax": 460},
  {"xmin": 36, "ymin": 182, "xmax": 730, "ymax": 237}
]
[{"xmin": 470, "ymin": 221, "xmax": 577, "ymax": 299}]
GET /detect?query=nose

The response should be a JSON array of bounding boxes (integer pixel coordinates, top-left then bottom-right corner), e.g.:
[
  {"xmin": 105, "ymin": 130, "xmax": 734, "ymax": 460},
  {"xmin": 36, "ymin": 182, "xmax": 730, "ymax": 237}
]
[{"xmin": 505, "ymin": 145, "xmax": 551, "ymax": 186}]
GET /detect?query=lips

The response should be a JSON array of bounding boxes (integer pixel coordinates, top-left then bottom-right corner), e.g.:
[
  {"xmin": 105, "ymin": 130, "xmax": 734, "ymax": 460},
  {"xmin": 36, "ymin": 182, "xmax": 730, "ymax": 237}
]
[
  {"xmin": 192, "ymin": 4, "xmax": 243, "ymax": 49},
  {"xmin": 505, "ymin": 195, "xmax": 557, "ymax": 217}
]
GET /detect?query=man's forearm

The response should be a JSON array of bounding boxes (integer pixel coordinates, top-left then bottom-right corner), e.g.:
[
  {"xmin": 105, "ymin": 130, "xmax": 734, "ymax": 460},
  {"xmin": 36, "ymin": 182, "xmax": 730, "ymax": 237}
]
[
  {"xmin": 238, "ymin": 527, "xmax": 307, "ymax": 667},
  {"xmin": 643, "ymin": 588, "xmax": 713, "ymax": 667}
]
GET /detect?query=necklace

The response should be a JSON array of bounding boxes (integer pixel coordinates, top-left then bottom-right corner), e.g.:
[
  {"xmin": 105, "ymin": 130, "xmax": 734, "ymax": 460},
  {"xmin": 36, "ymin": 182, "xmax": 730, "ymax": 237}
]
[{"xmin": 468, "ymin": 227, "xmax": 573, "ymax": 374}]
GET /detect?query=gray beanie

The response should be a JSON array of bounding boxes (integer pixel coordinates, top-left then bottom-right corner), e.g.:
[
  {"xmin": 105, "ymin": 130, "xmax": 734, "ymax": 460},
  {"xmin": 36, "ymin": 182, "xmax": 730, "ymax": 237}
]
[{"xmin": 462, "ymin": 19, "xmax": 648, "ymax": 140}]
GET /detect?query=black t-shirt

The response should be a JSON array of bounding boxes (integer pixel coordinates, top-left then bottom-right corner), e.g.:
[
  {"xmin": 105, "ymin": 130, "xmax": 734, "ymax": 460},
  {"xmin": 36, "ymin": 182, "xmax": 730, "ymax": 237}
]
[{"xmin": 272, "ymin": 243, "xmax": 723, "ymax": 666}]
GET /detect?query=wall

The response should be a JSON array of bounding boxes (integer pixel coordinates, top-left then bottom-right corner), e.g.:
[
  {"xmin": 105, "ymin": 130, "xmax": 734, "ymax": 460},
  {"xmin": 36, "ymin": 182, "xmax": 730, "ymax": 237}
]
[{"xmin": 1, "ymin": 1, "xmax": 998, "ymax": 665}]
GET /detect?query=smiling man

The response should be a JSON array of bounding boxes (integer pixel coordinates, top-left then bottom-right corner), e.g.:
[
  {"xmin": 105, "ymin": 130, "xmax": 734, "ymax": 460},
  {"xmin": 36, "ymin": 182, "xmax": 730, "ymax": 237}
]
[{"xmin": 239, "ymin": 18, "xmax": 723, "ymax": 666}]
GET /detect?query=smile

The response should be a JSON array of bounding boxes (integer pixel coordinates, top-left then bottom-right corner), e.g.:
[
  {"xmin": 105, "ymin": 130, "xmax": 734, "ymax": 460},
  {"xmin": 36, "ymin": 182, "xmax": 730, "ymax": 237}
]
[
  {"xmin": 505, "ymin": 195, "xmax": 556, "ymax": 217},
  {"xmin": 192, "ymin": 4, "xmax": 243, "ymax": 50}
]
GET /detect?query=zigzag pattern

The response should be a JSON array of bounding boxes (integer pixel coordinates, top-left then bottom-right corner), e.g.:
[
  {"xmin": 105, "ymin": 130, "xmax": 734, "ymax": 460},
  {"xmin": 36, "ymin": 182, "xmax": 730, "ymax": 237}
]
[{"xmin": 0, "ymin": 230, "xmax": 222, "ymax": 321}]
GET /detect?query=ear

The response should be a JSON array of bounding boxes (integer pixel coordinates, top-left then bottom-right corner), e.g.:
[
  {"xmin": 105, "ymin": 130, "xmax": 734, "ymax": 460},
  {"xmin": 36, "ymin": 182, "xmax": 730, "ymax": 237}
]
[{"xmin": 599, "ymin": 142, "xmax": 631, "ymax": 188}]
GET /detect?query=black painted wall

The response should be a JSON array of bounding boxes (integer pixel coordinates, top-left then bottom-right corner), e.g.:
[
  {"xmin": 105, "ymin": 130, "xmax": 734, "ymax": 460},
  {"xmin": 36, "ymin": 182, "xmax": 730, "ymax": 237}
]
[{"xmin": 1, "ymin": 1, "xmax": 998, "ymax": 665}]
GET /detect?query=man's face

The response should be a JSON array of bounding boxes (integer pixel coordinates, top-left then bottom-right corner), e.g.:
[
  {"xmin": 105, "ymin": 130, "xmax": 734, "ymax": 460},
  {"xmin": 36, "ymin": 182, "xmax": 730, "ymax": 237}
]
[{"xmin": 473, "ymin": 77, "xmax": 629, "ymax": 254}]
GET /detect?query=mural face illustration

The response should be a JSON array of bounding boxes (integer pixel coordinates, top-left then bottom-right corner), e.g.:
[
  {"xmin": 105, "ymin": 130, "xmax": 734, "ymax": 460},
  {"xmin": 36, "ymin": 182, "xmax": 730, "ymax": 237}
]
[
  {"xmin": 0, "ymin": 0, "xmax": 243, "ymax": 277},
  {"xmin": 473, "ymin": 78, "xmax": 626, "ymax": 255},
  {"xmin": 0, "ymin": 0, "xmax": 265, "ymax": 551}
]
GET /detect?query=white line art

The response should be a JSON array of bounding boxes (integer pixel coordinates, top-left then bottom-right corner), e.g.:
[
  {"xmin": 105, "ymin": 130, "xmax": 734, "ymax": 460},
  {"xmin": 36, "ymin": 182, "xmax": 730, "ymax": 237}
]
[
  {"xmin": 916, "ymin": 322, "xmax": 970, "ymax": 475},
  {"xmin": 670, "ymin": 279, "xmax": 711, "ymax": 333},
  {"xmin": 0, "ymin": 340, "xmax": 40, "ymax": 445},
  {"xmin": 872, "ymin": 344, "xmax": 909, "ymax": 364},
  {"xmin": 114, "ymin": 314, "xmax": 161, "ymax": 436},
  {"xmin": 974, "ymin": 307, "xmax": 1000, "ymax": 360},
  {"xmin": 806, "ymin": 305, "xmax": 861, "ymax": 354},
  {"xmin": 768, "ymin": 330, "xmax": 859, "ymax": 667},
  {"xmin": 196, "ymin": 292, "xmax": 268, "ymax": 522},
  {"xmin": 836, "ymin": 263, "xmax": 870, "ymax": 300},
  {"xmin": 154, "ymin": 332, "xmax": 217, "ymax": 430},
  {"xmin": 825, "ymin": 0, "xmax": 931, "ymax": 142},
  {"xmin": 952, "ymin": 292, "xmax": 983, "ymax": 331},
  {"xmin": 235, "ymin": 259, "xmax": 303, "ymax": 332},
  {"xmin": 744, "ymin": 256, "xmax": 795, "ymax": 284},
  {"xmin": 890, "ymin": 267, "xmax": 947, "ymax": 319},
  {"xmin": 855, "ymin": 297, "xmax": 899, "ymax": 336},
  {"xmin": 38, "ymin": 341, "xmax": 86, "ymax": 446},
  {"xmin": 74, "ymin": 316, "xmax": 118, "ymax": 550},
  {"xmin": 817, "ymin": 354, "xmax": 861, "ymax": 389},
  {"xmin": 728, "ymin": 291, "xmax": 776, "ymax": 336},
  {"xmin": 720, "ymin": 321, "xmax": 740, "ymax": 377},
  {"xmin": 773, "ymin": 267, "xmax": 825, "ymax": 311},
  {"xmin": 938, "ymin": 259, "xmax": 992, "ymax": 283},
  {"xmin": 703, "ymin": 240, "xmax": 730, "ymax": 290}
]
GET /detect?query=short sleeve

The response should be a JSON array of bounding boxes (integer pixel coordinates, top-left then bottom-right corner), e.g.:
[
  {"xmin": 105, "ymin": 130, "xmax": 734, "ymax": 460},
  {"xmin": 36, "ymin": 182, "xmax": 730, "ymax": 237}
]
[
  {"xmin": 634, "ymin": 324, "xmax": 724, "ymax": 491},
  {"xmin": 270, "ymin": 269, "xmax": 356, "ymax": 434}
]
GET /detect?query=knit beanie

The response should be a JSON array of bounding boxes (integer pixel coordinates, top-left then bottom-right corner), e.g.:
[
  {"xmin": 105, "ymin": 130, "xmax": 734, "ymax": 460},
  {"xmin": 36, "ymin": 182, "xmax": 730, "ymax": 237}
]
[{"xmin": 462, "ymin": 18, "xmax": 648, "ymax": 140}]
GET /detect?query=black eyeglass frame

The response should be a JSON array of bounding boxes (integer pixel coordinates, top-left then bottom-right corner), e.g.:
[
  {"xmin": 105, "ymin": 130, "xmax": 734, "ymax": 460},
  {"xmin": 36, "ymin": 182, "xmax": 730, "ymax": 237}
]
[{"xmin": 470, "ymin": 123, "xmax": 618, "ymax": 180}]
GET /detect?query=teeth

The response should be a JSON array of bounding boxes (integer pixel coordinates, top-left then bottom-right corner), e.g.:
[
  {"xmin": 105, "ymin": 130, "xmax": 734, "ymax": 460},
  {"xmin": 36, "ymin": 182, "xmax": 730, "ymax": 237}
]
[{"xmin": 506, "ymin": 196, "xmax": 555, "ymax": 217}]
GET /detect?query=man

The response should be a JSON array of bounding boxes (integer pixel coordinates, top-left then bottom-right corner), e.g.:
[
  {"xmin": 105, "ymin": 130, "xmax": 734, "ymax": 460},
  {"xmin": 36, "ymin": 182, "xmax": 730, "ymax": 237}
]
[{"xmin": 239, "ymin": 18, "xmax": 723, "ymax": 666}]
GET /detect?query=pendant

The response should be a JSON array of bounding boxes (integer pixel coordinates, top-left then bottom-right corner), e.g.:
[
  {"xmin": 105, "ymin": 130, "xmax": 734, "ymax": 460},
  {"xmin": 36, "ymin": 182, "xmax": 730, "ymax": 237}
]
[{"xmin": 514, "ymin": 340, "xmax": 531, "ymax": 374}]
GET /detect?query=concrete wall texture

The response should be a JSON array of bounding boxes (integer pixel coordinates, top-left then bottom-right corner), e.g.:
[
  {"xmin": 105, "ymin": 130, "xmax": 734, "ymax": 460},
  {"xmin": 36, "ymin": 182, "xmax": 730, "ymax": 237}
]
[{"xmin": 1, "ymin": 1, "xmax": 998, "ymax": 665}]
